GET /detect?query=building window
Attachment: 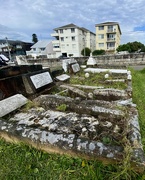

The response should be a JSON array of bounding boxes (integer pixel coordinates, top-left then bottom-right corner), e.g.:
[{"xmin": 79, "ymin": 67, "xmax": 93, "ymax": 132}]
[
  {"xmin": 60, "ymin": 29, "xmax": 63, "ymax": 34},
  {"xmin": 61, "ymin": 44, "xmax": 65, "ymax": 49},
  {"xmin": 71, "ymin": 36, "xmax": 75, "ymax": 41},
  {"xmin": 107, "ymin": 25, "xmax": 114, "ymax": 32},
  {"xmin": 108, "ymin": 25, "xmax": 113, "ymax": 29},
  {"xmin": 98, "ymin": 34, "xmax": 104, "ymax": 39},
  {"xmin": 61, "ymin": 37, "xmax": 64, "ymax": 41},
  {"xmin": 107, "ymin": 42, "xmax": 115, "ymax": 48},
  {"xmin": 71, "ymin": 28, "xmax": 75, "ymax": 33},
  {"xmin": 98, "ymin": 43, "xmax": 104, "ymax": 47},
  {"xmin": 53, "ymin": 44, "xmax": 59, "ymax": 48},
  {"xmin": 98, "ymin": 26, "xmax": 104, "ymax": 30},
  {"xmin": 72, "ymin": 44, "xmax": 76, "ymax": 49},
  {"xmin": 32, "ymin": 48, "xmax": 36, "ymax": 51},
  {"xmin": 40, "ymin": 48, "xmax": 45, "ymax": 51}
]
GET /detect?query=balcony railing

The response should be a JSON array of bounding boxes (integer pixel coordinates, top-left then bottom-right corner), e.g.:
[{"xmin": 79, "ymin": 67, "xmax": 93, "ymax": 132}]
[
  {"xmin": 53, "ymin": 47, "xmax": 60, "ymax": 52},
  {"xmin": 107, "ymin": 38, "xmax": 116, "ymax": 41},
  {"xmin": 107, "ymin": 47, "xmax": 115, "ymax": 50},
  {"xmin": 107, "ymin": 29, "xmax": 116, "ymax": 33},
  {"xmin": 51, "ymin": 32, "xmax": 59, "ymax": 37},
  {"xmin": 52, "ymin": 40, "xmax": 59, "ymax": 44}
]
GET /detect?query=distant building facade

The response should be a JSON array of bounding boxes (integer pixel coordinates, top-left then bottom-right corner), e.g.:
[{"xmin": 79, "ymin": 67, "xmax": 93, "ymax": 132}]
[
  {"xmin": 26, "ymin": 40, "xmax": 55, "ymax": 58},
  {"xmin": 0, "ymin": 39, "xmax": 32, "ymax": 60},
  {"xmin": 51, "ymin": 23, "xmax": 96, "ymax": 57},
  {"xmin": 95, "ymin": 22, "xmax": 121, "ymax": 53}
]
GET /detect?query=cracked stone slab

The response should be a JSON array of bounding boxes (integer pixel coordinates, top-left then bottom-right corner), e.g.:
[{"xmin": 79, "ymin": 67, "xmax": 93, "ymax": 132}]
[
  {"xmin": 0, "ymin": 107, "xmax": 144, "ymax": 170},
  {"xmin": 0, "ymin": 109, "xmax": 123, "ymax": 161}
]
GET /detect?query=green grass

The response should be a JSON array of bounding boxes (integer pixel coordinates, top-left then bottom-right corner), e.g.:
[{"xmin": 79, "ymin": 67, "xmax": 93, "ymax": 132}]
[
  {"xmin": 0, "ymin": 69, "xmax": 145, "ymax": 179},
  {"xmin": 70, "ymin": 71, "xmax": 127, "ymax": 90},
  {"xmin": 132, "ymin": 68, "xmax": 145, "ymax": 151},
  {"xmin": 0, "ymin": 139, "xmax": 117, "ymax": 180}
]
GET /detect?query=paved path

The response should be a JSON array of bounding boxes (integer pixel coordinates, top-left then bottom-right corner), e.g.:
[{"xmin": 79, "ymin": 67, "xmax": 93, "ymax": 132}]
[{"xmin": 129, "ymin": 65, "xmax": 145, "ymax": 71}]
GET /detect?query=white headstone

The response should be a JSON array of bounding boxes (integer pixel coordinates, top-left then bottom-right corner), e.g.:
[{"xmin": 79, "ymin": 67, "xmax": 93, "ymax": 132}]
[
  {"xmin": 30, "ymin": 72, "xmax": 53, "ymax": 89},
  {"xmin": 87, "ymin": 54, "xmax": 97, "ymax": 66}
]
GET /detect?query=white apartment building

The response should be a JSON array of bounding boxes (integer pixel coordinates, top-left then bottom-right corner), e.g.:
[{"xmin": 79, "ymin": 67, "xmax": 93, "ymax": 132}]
[
  {"xmin": 26, "ymin": 40, "xmax": 55, "ymax": 58},
  {"xmin": 51, "ymin": 23, "xmax": 96, "ymax": 57},
  {"xmin": 95, "ymin": 22, "xmax": 122, "ymax": 53}
]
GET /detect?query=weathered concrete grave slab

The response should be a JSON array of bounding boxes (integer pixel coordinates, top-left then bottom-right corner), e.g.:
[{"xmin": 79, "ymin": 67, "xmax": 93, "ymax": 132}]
[
  {"xmin": 84, "ymin": 68, "xmax": 128, "ymax": 74},
  {"xmin": 0, "ymin": 94, "xmax": 28, "ymax": 117},
  {"xmin": 0, "ymin": 95, "xmax": 144, "ymax": 171}
]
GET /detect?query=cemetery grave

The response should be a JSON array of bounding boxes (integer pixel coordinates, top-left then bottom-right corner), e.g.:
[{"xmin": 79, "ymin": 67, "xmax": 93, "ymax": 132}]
[{"xmin": 0, "ymin": 59, "xmax": 145, "ymax": 172}]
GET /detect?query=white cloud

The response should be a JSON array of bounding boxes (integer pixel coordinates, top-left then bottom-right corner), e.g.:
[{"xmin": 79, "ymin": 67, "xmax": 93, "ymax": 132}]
[{"xmin": 0, "ymin": 0, "xmax": 145, "ymax": 44}]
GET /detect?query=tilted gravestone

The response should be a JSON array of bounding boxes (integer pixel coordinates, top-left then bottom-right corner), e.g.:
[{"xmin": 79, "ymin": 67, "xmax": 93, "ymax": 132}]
[
  {"xmin": 22, "ymin": 69, "xmax": 53, "ymax": 94},
  {"xmin": 71, "ymin": 63, "xmax": 80, "ymax": 73}
]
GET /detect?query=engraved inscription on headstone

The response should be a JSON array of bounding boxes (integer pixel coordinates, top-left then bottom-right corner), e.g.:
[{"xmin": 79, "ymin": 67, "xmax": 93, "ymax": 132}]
[
  {"xmin": 30, "ymin": 72, "xmax": 53, "ymax": 89},
  {"xmin": 71, "ymin": 63, "xmax": 80, "ymax": 73}
]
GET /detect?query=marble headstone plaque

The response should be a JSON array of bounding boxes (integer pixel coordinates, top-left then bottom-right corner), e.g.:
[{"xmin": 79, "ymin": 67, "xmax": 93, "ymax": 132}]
[
  {"xmin": 71, "ymin": 63, "xmax": 80, "ymax": 73},
  {"xmin": 30, "ymin": 72, "xmax": 53, "ymax": 89},
  {"xmin": 62, "ymin": 58, "xmax": 77, "ymax": 72}
]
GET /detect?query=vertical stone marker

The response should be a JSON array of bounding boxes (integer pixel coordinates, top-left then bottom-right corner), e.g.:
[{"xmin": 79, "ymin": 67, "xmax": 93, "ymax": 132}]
[
  {"xmin": 0, "ymin": 94, "xmax": 28, "ymax": 117},
  {"xmin": 87, "ymin": 53, "xmax": 97, "ymax": 66}
]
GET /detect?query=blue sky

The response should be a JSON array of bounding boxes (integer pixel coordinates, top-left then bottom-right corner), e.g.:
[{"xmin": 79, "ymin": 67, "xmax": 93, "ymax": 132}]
[{"xmin": 0, "ymin": 0, "xmax": 145, "ymax": 44}]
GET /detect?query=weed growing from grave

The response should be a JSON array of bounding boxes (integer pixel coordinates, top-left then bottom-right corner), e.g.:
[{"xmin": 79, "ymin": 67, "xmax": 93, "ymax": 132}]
[
  {"xmin": 21, "ymin": 100, "xmax": 38, "ymax": 112},
  {"xmin": 56, "ymin": 104, "xmax": 67, "ymax": 112}
]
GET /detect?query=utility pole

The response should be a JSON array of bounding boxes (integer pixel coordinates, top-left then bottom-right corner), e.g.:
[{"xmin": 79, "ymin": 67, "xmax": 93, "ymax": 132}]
[
  {"xmin": 5, "ymin": 37, "xmax": 12, "ymax": 61},
  {"xmin": 83, "ymin": 37, "xmax": 86, "ymax": 56}
]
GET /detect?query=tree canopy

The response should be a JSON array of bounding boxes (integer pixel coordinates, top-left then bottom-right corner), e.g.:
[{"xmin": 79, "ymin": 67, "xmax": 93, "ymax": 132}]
[
  {"xmin": 92, "ymin": 49, "xmax": 105, "ymax": 56},
  {"xmin": 32, "ymin": 34, "xmax": 38, "ymax": 43},
  {"xmin": 116, "ymin": 41, "xmax": 145, "ymax": 53},
  {"xmin": 81, "ymin": 47, "xmax": 91, "ymax": 56}
]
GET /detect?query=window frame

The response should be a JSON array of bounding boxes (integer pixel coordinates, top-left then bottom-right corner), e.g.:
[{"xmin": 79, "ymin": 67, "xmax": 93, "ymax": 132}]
[{"xmin": 98, "ymin": 26, "xmax": 104, "ymax": 30}]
